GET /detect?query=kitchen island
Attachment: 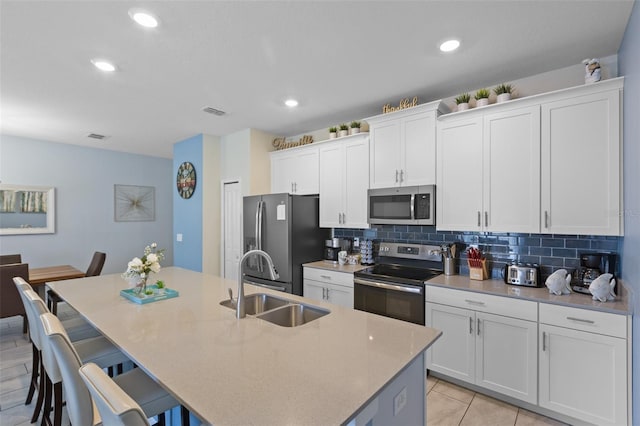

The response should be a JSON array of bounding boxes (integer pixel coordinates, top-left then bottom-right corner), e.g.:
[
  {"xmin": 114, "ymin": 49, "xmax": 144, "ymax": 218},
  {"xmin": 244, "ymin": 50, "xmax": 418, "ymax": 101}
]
[{"xmin": 47, "ymin": 267, "xmax": 441, "ymax": 425}]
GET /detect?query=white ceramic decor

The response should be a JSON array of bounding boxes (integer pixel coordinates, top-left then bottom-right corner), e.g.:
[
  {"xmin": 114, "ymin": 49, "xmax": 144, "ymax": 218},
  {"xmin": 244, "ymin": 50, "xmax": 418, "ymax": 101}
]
[
  {"xmin": 589, "ymin": 273, "xmax": 616, "ymax": 302},
  {"xmin": 545, "ymin": 269, "xmax": 572, "ymax": 295}
]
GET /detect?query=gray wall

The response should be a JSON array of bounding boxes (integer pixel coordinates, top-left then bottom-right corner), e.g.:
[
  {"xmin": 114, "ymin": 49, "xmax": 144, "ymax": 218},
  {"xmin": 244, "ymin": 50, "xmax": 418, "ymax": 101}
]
[
  {"xmin": 0, "ymin": 134, "xmax": 173, "ymax": 274},
  {"xmin": 618, "ymin": 0, "xmax": 640, "ymax": 421}
]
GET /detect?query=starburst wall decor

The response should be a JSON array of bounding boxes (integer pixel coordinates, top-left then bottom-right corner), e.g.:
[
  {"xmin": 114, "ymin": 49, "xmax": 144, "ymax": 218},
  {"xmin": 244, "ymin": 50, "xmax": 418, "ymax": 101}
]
[{"xmin": 114, "ymin": 184, "xmax": 155, "ymax": 222}]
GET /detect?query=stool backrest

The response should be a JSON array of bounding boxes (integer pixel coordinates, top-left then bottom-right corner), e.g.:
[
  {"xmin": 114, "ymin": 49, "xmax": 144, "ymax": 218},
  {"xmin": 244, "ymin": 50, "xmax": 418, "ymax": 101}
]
[
  {"xmin": 86, "ymin": 252, "xmax": 106, "ymax": 277},
  {"xmin": 13, "ymin": 278, "xmax": 41, "ymax": 349},
  {"xmin": 79, "ymin": 363, "xmax": 150, "ymax": 426},
  {"xmin": 0, "ymin": 263, "xmax": 28, "ymax": 320},
  {"xmin": 24, "ymin": 290, "xmax": 62, "ymax": 383},
  {"xmin": 0, "ymin": 254, "xmax": 22, "ymax": 265}
]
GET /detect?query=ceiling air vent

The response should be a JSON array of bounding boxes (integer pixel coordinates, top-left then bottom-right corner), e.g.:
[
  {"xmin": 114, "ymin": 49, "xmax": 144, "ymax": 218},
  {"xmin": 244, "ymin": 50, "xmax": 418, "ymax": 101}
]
[
  {"xmin": 86, "ymin": 133, "xmax": 109, "ymax": 140},
  {"xmin": 202, "ymin": 106, "xmax": 226, "ymax": 116}
]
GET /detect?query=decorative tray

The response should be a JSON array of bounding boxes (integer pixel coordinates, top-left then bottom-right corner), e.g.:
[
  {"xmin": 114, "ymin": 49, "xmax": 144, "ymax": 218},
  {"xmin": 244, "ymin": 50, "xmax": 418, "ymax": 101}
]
[{"xmin": 120, "ymin": 285, "xmax": 179, "ymax": 304}]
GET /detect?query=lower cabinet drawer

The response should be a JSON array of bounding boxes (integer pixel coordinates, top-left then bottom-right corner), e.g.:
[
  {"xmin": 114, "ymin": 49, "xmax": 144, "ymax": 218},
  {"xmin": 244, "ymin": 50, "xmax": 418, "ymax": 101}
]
[
  {"xmin": 303, "ymin": 267, "xmax": 353, "ymax": 287},
  {"xmin": 539, "ymin": 303, "xmax": 627, "ymax": 338},
  {"xmin": 425, "ymin": 285, "xmax": 537, "ymax": 321}
]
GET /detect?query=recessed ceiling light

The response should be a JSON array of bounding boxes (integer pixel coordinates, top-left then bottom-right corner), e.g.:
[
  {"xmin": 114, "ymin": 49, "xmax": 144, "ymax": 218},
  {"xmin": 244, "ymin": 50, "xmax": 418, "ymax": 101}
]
[
  {"xmin": 439, "ymin": 39, "xmax": 460, "ymax": 53},
  {"xmin": 90, "ymin": 59, "xmax": 116, "ymax": 72},
  {"xmin": 284, "ymin": 99, "xmax": 299, "ymax": 107},
  {"xmin": 128, "ymin": 9, "xmax": 159, "ymax": 28}
]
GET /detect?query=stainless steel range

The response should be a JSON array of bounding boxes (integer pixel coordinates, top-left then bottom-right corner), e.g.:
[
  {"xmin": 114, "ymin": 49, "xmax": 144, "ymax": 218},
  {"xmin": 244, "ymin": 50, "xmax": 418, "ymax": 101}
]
[{"xmin": 353, "ymin": 242, "xmax": 443, "ymax": 325}]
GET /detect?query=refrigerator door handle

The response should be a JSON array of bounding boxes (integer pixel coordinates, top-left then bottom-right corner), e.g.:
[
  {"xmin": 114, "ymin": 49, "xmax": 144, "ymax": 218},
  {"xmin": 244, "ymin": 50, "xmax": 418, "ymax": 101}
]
[{"xmin": 256, "ymin": 201, "xmax": 264, "ymax": 272}]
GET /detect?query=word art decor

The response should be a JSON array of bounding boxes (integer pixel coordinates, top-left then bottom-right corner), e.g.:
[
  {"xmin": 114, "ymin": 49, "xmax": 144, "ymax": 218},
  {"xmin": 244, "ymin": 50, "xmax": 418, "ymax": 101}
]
[
  {"xmin": 382, "ymin": 96, "xmax": 419, "ymax": 114},
  {"xmin": 272, "ymin": 135, "xmax": 314, "ymax": 150}
]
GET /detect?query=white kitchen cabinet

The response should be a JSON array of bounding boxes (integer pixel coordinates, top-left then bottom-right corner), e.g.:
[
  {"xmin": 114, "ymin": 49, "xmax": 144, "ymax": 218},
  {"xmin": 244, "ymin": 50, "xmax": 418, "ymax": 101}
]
[
  {"xmin": 425, "ymin": 286, "xmax": 538, "ymax": 404},
  {"xmin": 270, "ymin": 145, "xmax": 319, "ymax": 195},
  {"xmin": 367, "ymin": 101, "xmax": 445, "ymax": 189},
  {"xmin": 539, "ymin": 303, "xmax": 628, "ymax": 425},
  {"xmin": 437, "ymin": 105, "xmax": 540, "ymax": 232},
  {"xmin": 319, "ymin": 134, "xmax": 369, "ymax": 228},
  {"xmin": 541, "ymin": 81, "xmax": 622, "ymax": 235},
  {"xmin": 303, "ymin": 267, "xmax": 354, "ymax": 308}
]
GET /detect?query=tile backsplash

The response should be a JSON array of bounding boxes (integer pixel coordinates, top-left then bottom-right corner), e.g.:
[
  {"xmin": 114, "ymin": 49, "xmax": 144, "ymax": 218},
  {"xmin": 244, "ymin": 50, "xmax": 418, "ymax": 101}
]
[{"xmin": 334, "ymin": 225, "xmax": 621, "ymax": 280}]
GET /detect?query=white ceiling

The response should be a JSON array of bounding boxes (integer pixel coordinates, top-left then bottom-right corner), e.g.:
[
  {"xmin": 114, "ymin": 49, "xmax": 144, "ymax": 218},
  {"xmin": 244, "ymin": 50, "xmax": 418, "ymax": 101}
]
[{"xmin": 1, "ymin": 1, "xmax": 634, "ymax": 159}]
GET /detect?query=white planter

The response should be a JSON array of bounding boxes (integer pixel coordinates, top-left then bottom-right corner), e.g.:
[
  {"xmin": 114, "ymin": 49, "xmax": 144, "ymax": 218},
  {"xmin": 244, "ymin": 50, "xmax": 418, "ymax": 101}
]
[
  {"xmin": 338, "ymin": 130, "xmax": 348, "ymax": 137},
  {"xmin": 476, "ymin": 98, "xmax": 489, "ymax": 107},
  {"xmin": 457, "ymin": 102, "xmax": 469, "ymax": 111},
  {"xmin": 350, "ymin": 128, "xmax": 360, "ymax": 135},
  {"xmin": 329, "ymin": 132, "xmax": 337, "ymax": 139},
  {"xmin": 497, "ymin": 93, "xmax": 512, "ymax": 103}
]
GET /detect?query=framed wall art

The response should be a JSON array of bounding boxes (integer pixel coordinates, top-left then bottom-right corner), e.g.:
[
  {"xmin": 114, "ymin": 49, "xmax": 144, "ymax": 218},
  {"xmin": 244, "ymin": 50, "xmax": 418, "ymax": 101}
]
[{"xmin": 114, "ymin": 184, "xmax": 155, "ymax": 222}]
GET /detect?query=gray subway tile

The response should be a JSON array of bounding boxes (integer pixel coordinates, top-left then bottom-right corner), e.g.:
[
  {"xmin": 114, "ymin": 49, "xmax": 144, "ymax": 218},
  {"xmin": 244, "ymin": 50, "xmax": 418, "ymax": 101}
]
[
  {"xmin": 566, "ymin": 239, "xmax": 591, "ymax": 249},
  {"xmin": 552, "ymin": 248, "xmax": 577, "ymax": 258}
]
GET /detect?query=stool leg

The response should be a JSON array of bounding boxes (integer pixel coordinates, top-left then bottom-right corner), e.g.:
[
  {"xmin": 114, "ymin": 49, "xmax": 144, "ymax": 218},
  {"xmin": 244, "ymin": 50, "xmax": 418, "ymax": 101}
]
[
  {"xmin": 25, "ymin": 344, "xmax": 39, "ymax": 404},
  {"xmin": 41, "ymin": 374, "xmax": 52, "ymax": 426},
  {"xmin": 31, "ymin": 358, "xmax": 46, "ymax": 423},
  {"xmin": 53, "ymin": 382, "xmax": 62, "ymax": 426},
  {"xmin": 181, "ymin": 405, "xmax": 191, "ymax": 426},
  {"xmin": 156, "ymin": 412, "xmax": 166, "ymax": 426}
]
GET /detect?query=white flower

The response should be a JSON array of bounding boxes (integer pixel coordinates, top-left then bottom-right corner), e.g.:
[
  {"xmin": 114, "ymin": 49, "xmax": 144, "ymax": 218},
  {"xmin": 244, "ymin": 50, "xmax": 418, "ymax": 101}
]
[
  {"xmin": 128, "ymin": 257, "xmax": 143, "ymax": 269},
  {"xmin": 149, "ymin": 262, "xmax": 161, "ymax": 273},
  {"xmin": 147, "ymin": 253, "xmax": 158, "ymax": 263}
]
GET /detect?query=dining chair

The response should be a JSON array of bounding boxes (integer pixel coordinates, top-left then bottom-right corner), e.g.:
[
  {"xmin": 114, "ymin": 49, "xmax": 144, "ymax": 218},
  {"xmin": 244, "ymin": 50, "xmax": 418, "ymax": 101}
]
[
  {"xmin": 24, "ymin": 289, "xmax": 129, "ymax": 426},
  {"xmin": 48, "ymin": 251, "xmax": 106, "ymax": 315},
  {"xmin": 0, "ymin": 262, "xmax": 29, "ymax": 333},
  {"xmin": 79, "ymin": 362, "xmax": 151, "ymax": 426},
  {"xmin": 41, "ymin": 312, "xmax": 184, "ymax": 426},
  {"xmin": 13, "ymin": 277, "xmax": 103, "ymax": 422},
  {"xmin": 0, "ymin": 253, "xmax": 22, "ymax": 265}
]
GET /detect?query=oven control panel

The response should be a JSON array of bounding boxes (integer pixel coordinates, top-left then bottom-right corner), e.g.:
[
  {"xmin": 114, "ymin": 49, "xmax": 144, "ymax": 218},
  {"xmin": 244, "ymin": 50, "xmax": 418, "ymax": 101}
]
[{"xmin": 379, "ymin": 242, "xmax": 442, "ymax": 262}]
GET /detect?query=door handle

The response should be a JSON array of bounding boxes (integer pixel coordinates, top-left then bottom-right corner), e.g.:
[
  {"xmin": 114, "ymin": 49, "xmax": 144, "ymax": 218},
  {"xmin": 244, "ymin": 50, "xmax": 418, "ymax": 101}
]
[
  {"xmin": 320, "ymin": 275, "xmax": 331, "ymax": 280},
  {"xmin": 484, "ymin": 211, "xmax": 488, "ymax": 227},
  {"xmin": 477, "ymin": 211, "xmax": 481, "ymax": 227},
  {"xmin": 354, "ymin": 278, "xmax": 423, "ymax": 294},
  {"xmin": 395, "ymin": 170, "xmax": 399, "ymax": 183},
  {"xmin": 326, "ymin": 288, "xmax": 330, "ymax": 300},
  {"xmin": 322, "ymin": 287, "xmax": 326, "ymax": 299},
  {"xmin": 542, "ymin": 331, "xmax": 547, "ymax": 352},
  {"xmin": 469, "ymin": 317, "xmax": 473, "ymax": 334},
  {"xmin": 400, "ymin": 169, "xmax": 404, "ymax": 183},
  {"xmin": 294, "ymin": 182, "xmax": 297, "ymax": 193},
  {"xmin": 477, "ymin": 318, "xmax": 481, "ymax": 335},
  {"xmin": 545, "ymin": 211, "xmax": 549, "ymax": 228},
  {"xmin": 566, "ymin": 317, "xmax": 595, "ymax": 324},
  {"xmin": 464, "ymin": 299, "xmax": 485, "ymax": 306}
]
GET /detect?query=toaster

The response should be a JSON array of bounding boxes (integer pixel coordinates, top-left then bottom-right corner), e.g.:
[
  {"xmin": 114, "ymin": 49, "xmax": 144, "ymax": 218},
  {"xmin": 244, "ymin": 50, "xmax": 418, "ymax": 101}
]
[{"xmin": 503, "ymin": 264, "xmax": 542, "ymax": 287}]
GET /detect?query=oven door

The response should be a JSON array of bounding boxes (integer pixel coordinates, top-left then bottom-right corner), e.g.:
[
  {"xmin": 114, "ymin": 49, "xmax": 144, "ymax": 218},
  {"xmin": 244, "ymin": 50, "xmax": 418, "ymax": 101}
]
[{"xmin": 353, "ymin": 278, "xmax": 425, "ymax": 325}]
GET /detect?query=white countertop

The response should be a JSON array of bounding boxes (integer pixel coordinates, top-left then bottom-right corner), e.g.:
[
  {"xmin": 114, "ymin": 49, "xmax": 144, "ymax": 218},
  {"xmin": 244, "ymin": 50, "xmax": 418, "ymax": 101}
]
[
  {"xmin": 303, "ymin": 260, "xmax": 370, "ymax": 273},
  {"xmin": 427, "ymin": 274, "xmax": 631, "ymax": 315},
  {"xmin": 48, "ymin": 267, "xmax": 441, "ymax": 425}
]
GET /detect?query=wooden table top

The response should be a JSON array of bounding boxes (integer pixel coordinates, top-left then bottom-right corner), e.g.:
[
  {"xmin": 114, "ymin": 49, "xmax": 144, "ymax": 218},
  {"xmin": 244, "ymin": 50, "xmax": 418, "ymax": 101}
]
[{"xmin": 29, "ymin": 265, "xmax": 85, "ymax": 286}]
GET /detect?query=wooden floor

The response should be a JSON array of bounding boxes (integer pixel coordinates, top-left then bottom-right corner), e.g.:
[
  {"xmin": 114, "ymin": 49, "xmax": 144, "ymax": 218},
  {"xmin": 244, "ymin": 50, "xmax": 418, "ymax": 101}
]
[{"xmin": 1, "ymin": 308, "xmax": 565, "ymax": 426}]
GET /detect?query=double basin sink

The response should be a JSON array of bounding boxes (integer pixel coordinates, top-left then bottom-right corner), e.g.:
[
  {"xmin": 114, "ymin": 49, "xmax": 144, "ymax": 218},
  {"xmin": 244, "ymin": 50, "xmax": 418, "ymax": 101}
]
[{"xmin": 220, "ymin": 293, "xmax": 330, "ymax": 327}]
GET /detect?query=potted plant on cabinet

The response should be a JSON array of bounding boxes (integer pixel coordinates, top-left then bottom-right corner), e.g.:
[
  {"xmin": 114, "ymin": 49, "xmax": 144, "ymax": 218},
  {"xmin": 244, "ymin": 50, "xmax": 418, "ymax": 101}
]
[
  {"xmin": 329, "ymin": 126, "xmax": 337, "ymax": 139},
  {"xmin": 338, "ymin": 124, "xmax": 349, "ymax": 137},
  {"xmin": 475, "ymin": 88, "xmax": 490, "ymax": 107},
  {"xmin": 494, "ymin": 83, "xmax": 514, "ymax": 103},
  {"xmin": 454, "ymin": 93, "xmax": 471, "ymax": 111},
  {"xmin": 349, "ymin": 121, "xmax": 361, "ymax": 135}
]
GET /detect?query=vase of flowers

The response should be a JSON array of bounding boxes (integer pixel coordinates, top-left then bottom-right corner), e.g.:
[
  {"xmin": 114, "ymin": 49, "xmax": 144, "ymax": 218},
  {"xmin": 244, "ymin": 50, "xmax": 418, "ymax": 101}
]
[{"xmin": 122, "ymin": 243, "xmax": 165, "ymax": 296}]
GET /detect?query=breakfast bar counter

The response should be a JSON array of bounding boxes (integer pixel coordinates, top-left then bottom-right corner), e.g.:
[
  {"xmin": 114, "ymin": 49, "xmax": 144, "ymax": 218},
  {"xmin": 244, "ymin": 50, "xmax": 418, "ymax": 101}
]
[{"xmin": 48, "ymin": 267, "xmax": 441, "ymax": 425}]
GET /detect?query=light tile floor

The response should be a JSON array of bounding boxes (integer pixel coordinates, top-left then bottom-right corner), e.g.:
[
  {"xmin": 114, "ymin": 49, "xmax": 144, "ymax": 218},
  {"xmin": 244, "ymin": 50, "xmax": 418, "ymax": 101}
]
[{"xmin": 1, "ymin": 308, "xmax": 566, "ymax": 426}]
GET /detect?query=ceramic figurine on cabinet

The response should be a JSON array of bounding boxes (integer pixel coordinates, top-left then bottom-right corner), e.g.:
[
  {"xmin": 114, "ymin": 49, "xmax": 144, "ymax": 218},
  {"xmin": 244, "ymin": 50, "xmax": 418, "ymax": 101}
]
[
  {"xmin": 583, "ymin": 58, "xmax": 601, "ymax": 83},
  {"xmin": 545, "ymin": 269, "xmax": 572, "ymax": 295},
  {"xmin": 589, "ymin": 273, "xmax": 616, "ymax": 302}
]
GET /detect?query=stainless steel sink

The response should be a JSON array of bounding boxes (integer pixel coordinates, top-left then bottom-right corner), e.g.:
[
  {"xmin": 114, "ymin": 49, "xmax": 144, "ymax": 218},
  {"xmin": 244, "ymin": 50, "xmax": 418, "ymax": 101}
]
[
  {"xmin": 219, "ymin": 293, "xmax": 290, "ymax": 315},
  {"xmin": 256, "ymin": 303, "xmax": 330, "ymax": 327}
]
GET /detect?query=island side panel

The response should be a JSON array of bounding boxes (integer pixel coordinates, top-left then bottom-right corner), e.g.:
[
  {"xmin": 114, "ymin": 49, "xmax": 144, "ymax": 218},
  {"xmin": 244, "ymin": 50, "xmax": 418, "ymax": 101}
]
[{"xmin": 347, "ymin": 353, "xmax": 426, "ymax": 425}]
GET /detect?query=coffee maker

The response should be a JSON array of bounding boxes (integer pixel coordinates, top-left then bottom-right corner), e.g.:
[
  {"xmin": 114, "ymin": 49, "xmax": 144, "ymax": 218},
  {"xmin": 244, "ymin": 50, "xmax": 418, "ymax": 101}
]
[
  {"xmin": 324, "ymin": 238, "xmax": 352, "ymax": 263},
  {"xmin": 572, "ymin": 252, "xmax": 617, "ymax": 294}
]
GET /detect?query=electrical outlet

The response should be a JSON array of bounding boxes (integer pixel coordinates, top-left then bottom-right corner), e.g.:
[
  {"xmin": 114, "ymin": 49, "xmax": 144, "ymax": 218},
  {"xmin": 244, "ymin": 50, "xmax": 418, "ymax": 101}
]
[
  {"xmin": 176, "ymin": 233, "xmax": 183, "ymax": 242},
  {"xmin": 353, "ymin": 237, "xmax": 360, "ymax": 248},
  {"xmin": 393, "ymin": 387, "xmax": 407, "ymax": 416}
]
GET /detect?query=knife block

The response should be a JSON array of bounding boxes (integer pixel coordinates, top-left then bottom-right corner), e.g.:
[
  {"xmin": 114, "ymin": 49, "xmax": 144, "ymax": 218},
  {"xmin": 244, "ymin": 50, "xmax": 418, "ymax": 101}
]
[{"xmin": 468, "ymin": 259, "xmax": 488, "ymax": 280}]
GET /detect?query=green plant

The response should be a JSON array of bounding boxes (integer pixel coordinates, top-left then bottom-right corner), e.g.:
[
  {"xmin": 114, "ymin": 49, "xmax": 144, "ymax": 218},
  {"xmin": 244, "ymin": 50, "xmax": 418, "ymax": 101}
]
[
  {"xmin": 474, "ymin": 88, "xmax": 490, "ymax": 100},
  {"xmin": 339, "ymin": 123, "xmax": 349, "ymax": 131},
  {"xmin": 145, "ymin": 289, "xmax": 154, "ymax": 295},
  {"xmin": 350, "ymin": 121, "xmax": 361, "ymax": 129},
  {"xmin": 494, "ymin": 83, "xmax": 513, "ymax": 95},
  {"xmin": 454, "ymin": 93, "xmax": 471, "ymax": 104},
  {"xmin": 155, "ymin": 280, "xmax": 165, "ymax": 289},
  {"xmin": 329, "ymin": 126, "xmax": 337, "ymax": 133}
]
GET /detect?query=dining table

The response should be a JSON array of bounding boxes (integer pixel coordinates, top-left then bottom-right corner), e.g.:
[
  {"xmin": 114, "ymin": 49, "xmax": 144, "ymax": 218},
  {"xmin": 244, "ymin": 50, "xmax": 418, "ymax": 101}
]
[
  {"xmin": 28, "ymin": 264, "xmax": 85, "ymax": 286},
  {"xmin": 46, "ymin": 266, "xmax": 441, "ymax": 425}
]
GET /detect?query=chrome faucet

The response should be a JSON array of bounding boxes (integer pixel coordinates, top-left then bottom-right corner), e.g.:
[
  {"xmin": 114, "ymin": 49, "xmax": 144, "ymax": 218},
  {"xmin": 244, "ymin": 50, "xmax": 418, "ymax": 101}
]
[{"xmin": 236, "ymin": 249, "xmax": 279, "ymax": 319}]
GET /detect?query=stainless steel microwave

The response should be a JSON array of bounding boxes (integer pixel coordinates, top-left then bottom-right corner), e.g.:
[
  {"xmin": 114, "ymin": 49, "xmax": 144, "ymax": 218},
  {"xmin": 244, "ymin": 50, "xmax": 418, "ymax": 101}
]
[{"xmin": 367, "ymin": 185, "xmax": 435, "ymax": 225}]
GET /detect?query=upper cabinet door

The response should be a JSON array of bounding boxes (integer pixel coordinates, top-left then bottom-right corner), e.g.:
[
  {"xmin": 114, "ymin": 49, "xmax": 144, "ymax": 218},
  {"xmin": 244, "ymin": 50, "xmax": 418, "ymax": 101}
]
[
  {"xmin": 437, "ymin": 116, "xmax": 484, "ymax": 231},
  {"xmin": 483, "ymin": 106, "xmax": 541, "ymax": 233},
  {"xmin": 319, "ymin": 143, "xmax": 344, "ymax": 228},
  {"xmin": 403, "ymin": 112, "xmax": 436, "ymax": 186},
  {"xmin": 293, "ymin": 147, "xmax": 320, "ymax": 195},
  {"xmin": 270, "ymin": 146, "xmax": 319, "ymax": 195},
  {"xmin": 343, "ymin": 137, "xmax": 370, "ymax": 228},
  {"xmin": 369, "ymin": 120, "xmax": 402, "ymax": 188},
  {"xmin": 541, "ymin": 89, "xmax": 621, "ymax": 235}
]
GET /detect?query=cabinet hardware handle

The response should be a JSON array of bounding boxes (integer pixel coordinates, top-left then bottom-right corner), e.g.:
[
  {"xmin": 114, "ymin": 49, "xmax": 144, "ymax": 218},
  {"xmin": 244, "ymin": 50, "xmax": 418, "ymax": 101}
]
[
  {"xmin": 544, "ymin": 211, "xmax": 549, "ymax": 228},
  {"xmin": 395, "ymin": 170, "xmax": 399, "ymax": 183},
  {"xmin": 484, "ymin": 211, "xmax": 488, "ymax": 227},
  {"xmin": 566, "ymin": 317, "xmax": 595, "ymax": 324},
  {"xmin": 342, "ymin": 212, "xmax": 346, "ymax": 224},
  {"xmin": 326, "ymin": 288, "xmax": 330, "ymax": 299},
  {"xmin": 477, "ymin": 211, "xmax": 481, "ymax": 227},
  {"xmin": 400, "ymin": 169, "xmax": 404, "ymax": 183},
  {"xmin": 542, "ymin": 331, "xmax": 547, "ymax": 351},
  {"xmin": 320, "ymin": 275, "xmax": 331, "ymax": 280},
  {"xmin": 295, "ymin": 182, "xmax": 298, "ymax": 192},
  {"xmin": 322, "ymin": 287, "xmax": 326, "ymax": 299},
  {"xmin": 469, "ymin": 317, "xmax": 473, "ymax": 334},
  {"xmin": 338, "ymin": 213, "xmax": 341, "ymax": 224},
  {"xmin": 465, "ymin": 299, "xmax": 485, "ymax": 306},
  {"xmin": 477, "ymin": 318, "xmax": 481, "ymax": 336}
]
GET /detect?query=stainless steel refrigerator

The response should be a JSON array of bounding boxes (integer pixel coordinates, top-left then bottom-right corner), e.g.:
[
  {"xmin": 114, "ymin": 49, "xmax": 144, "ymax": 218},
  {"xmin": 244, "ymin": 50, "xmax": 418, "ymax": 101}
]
[{"xmin": 243, "ymin": 193, "xmax": 329, "ymax": 295}]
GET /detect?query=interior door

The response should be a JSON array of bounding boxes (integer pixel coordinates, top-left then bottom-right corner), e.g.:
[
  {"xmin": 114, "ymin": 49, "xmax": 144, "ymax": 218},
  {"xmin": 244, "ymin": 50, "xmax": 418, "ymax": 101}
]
[
  {"xmin": 260, "ymin": 193, "xmax": 291, "ymax": 283},
  {"xmin": 223, "ymin": 181, "xmax": 242, "ymax": 281}
]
